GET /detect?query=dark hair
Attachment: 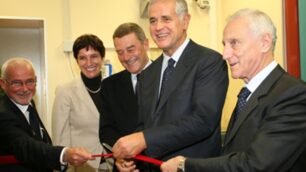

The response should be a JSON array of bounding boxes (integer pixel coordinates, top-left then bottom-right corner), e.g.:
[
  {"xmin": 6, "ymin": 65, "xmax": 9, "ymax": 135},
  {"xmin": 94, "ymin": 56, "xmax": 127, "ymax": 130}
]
[
  {"xmin": 72, "ymin": 34, "xmax": 105, "ymax": 59},
  {"xmin": 113, "ymin": 22, "xmax": 147, "ymax": 43}
]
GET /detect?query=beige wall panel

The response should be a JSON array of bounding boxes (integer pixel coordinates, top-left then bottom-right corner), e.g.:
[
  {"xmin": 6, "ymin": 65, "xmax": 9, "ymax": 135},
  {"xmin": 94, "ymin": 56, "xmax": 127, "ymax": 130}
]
[{"xmin": 0, "ymin": 0, "xmax": 284, "ymax": 133}]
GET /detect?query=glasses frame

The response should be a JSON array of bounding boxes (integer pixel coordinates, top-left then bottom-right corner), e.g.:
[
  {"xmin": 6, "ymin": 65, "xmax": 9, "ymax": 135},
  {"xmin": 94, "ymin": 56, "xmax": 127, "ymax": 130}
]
[{"xmin": 4, "ymin": 78, "xmax": 37, "ymax": 88}]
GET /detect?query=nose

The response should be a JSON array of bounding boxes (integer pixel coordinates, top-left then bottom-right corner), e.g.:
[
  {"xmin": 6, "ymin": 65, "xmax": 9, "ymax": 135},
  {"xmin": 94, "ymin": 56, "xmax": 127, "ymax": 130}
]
[
  {"xmin": 121, "ymin": 52, "xmax": 131, "ymax": 62},
  {"xmin": 153, "ymin": 20, "xmax": 164, "ymax": 31},
  {"xmin": 123, "ymin": 54, "xmax": 129, "ymax": 61},
  {"xmin": 21, "ymin": 83, "xmax": 29, "ymax": 91},
  {"xmin": 222, "ymin": 45, "xmax": 233, "ymax": 60},
  {"xmin": 156, "ymin": 21, "xmax": 162, "ymax": 30},
  {"xmin": 86, "ymin": 58, "xmax": 93, "ymax": 66}
]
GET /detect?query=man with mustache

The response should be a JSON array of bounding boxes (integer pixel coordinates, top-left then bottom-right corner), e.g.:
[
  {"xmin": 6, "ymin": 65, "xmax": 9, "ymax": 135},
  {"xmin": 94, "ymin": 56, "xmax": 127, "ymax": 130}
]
[{"xmin": 0, "ymin": 57, "xmax": 94, "ymax": 172}]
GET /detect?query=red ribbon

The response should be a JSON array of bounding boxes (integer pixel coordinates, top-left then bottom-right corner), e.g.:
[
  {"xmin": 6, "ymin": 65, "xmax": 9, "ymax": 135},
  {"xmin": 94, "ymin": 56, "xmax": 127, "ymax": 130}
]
[
  {"xmin": 134, "ymin": 154, "xmax": 163, "ymax": 166},
  {"xmin": 92, "ymin": 153, "xmax": 113, "ymax": 158},
  {"xmin": 92, "ymin": 153, "xmax": 163, "ymax": 166},
  {"xmin": 0, "ymin": 155, "xmax": 19, "ymax": 164},
  {"xmin": 0, "ymin": 154, "xmax": 163, "ymax": 166}
]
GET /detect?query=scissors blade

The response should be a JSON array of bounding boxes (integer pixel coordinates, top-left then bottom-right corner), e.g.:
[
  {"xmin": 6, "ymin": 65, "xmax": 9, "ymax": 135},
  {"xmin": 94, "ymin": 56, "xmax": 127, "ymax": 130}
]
[{"xmin": 102, "ymin": 142, "xmax": 113, "ymax": 153}]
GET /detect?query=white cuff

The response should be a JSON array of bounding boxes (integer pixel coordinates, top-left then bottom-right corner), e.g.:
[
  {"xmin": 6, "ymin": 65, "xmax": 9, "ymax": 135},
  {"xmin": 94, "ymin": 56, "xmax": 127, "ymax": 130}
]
[{"xmin": 60, "ymin": 147, "xmax": 68, "ymax": 165}]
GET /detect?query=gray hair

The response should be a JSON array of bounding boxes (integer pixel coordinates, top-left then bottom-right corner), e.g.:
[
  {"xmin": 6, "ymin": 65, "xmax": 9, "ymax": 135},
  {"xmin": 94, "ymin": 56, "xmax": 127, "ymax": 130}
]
[
  {"xmin": 149, "ymin": 0, "xmax": 189, "ymax": 20},
  {"xmin": 228, "ymin": 8, "xmax": 277, "ymax": 52},
  {"xmin": 1, "ymin": 57, "xmax": 35, "ymax": 79}
]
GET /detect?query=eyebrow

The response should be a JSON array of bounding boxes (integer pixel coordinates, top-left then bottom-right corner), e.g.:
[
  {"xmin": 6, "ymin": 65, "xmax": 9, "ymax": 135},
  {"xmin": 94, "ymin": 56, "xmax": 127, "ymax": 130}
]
[{"xmin": 127, "ymin": 45, "xmax": 135, "ymax": 50}]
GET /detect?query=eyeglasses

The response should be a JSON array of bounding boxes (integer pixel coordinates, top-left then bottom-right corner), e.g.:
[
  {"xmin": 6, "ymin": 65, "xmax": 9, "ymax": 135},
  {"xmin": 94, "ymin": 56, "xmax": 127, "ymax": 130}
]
[{"xmin": 5, "ymin": 79, "xmax": 36, "ymax": 88}]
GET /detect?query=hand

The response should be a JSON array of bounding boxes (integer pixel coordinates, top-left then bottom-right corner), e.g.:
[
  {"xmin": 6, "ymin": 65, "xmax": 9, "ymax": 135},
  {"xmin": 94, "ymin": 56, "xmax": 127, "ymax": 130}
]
[
  {"xmin": 112, "ymin": 132, "xmax": 147, "ymax": 159},
  {"xmin": 160, "ymin": 156, "xmax": 185, "ymax": 172},
  {"xmin": 63, "ymin": 147, "xmax": 95, "ymax": 166},
  {"xmin": 116, "ymin": 159, "xmax": 139, "ymax": 172}
]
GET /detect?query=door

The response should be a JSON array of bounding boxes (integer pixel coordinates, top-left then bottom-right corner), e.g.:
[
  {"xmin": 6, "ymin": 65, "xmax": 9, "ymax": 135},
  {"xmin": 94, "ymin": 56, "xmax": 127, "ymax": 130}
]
[{"xmin": 0, "ymin": 18, "xmax": 47, "ymax": 123}]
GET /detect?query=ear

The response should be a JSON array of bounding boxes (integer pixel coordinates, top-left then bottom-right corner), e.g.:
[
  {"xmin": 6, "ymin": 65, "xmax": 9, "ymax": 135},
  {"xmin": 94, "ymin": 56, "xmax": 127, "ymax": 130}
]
[
  {"xmin": 260, "ymin": 33, "xmax": 273, "ymax": 53},
  {"xmin": 183, "ymin": 13, "xmax": 191, "ymax": 30},
  {"xmin": 143, "ymin": 38, "xmax": 150, "ymax": 51},
  {"xmin": 0, "ymin": 79, "xmax": 7, "ymax": 92}
]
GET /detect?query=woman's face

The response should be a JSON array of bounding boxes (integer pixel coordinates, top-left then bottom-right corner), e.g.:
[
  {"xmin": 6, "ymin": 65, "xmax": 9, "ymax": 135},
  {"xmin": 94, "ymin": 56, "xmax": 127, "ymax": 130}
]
[{"xmin": 76, "ymin": 46, "xmax": 103, "ymax": 78}]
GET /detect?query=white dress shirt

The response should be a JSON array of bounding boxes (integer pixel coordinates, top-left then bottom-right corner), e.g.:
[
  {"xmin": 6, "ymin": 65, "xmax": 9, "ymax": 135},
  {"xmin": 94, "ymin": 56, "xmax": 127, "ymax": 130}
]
[{"xmin": 244, "ymin": 61, "xmax": 278, "ymax": 100}]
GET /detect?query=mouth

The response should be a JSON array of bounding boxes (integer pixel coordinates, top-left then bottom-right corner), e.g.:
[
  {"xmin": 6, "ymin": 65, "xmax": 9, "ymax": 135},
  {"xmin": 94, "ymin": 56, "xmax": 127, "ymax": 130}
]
[
  {"xmin": 155, "ymin": 32, "xmax": 168, "ymax": 39},
  {"xmin": 229, "ymin": 62, "xmax": 238, "ymax": 67},
  {"xmin": 17, "ymin": 91, "xmax": 32, "ymax": 98},
  {"xmin": 126, "ymin": 57, "xmax": 137, "ymax": 65},
  {"xmin": 85, "ymin": 66, "xmax": 97, "ymax": 72}
]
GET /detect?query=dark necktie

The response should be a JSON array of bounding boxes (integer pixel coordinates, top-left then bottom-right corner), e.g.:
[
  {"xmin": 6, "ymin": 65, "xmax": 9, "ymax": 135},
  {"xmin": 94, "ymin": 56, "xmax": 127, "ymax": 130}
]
[
  {"xmin": 27, "ymin": 105, "xmax": 42, "ymax": 140},
  {"xmin": 232, "ymin": 87, "xmax": 251, "ymax": 124},
  {"xmin": 135, "ymin": 74, "xmax": 140, "ymax": 95},
  {"xmin": 159, "ymin": 58, "xmax": 175, "ymax": 98}
]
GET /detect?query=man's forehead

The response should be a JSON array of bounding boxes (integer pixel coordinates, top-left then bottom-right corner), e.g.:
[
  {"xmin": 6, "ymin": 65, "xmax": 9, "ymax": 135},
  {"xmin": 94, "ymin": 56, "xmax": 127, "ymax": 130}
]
[{"xmin": 7, "ymin": 66, "xmax": 35, "ymax": 79}]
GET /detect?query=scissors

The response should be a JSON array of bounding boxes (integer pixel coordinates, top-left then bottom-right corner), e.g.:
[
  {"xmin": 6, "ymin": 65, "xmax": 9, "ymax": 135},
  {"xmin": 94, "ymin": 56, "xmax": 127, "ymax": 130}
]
[{"xmin": 92, "ymin": 142, "xmax": 163, "ymax": 166}]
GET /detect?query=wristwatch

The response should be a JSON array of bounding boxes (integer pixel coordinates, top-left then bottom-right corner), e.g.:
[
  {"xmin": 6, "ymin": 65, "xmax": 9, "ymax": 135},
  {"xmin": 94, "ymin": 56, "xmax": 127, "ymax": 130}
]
[{"xmin": 177, "ymin": 157, "xmax": 186, "ymax": 172}]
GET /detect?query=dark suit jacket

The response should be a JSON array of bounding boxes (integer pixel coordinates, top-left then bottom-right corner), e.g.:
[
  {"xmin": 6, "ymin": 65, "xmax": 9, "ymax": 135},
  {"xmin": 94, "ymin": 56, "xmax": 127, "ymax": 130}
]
[
  {"xmin": 138, "ymin": 40, "xmax": 229, "ymax": 160},
  {"xmin": 0, "ymin": 95, "xmax": 64, "ymax": 172},
  {"xmin": 99, "ymin": 70, "xmax": 138, "ymax": 146},
  {"xmin": 186, "ymin": 65, "xmax": 306, "ymax": 172}
]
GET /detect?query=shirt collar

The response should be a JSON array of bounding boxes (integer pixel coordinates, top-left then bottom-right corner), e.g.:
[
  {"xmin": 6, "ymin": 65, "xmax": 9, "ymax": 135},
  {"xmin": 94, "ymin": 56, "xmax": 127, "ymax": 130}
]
[
  {"xmin": 131, "ymin": 60, "xmax": 152, "ymax": 79},
  {"xmin": 245, "ymin": 61, "xmax": 277, "ymax": 93},
  {"xmin": 162, "ymin": 38, "xmax": 190, "ymax": 64},
  {"xmin": 10, "ymin": 98, "xmax": 29, "ymax": 114}
]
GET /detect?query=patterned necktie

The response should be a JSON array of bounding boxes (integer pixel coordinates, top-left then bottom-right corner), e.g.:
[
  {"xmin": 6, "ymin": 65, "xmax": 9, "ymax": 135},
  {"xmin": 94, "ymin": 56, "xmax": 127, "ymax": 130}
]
[
  {"xmin": 232, "ymin": 87, "xmax": 251, "ymax": 122},
  {"xmin": 159, "ymin": 58, "xmax": 175, "ymax": 98},
  {"xmin": 27, "ymin": 105, "xmax": 42, "ymax": 140}
]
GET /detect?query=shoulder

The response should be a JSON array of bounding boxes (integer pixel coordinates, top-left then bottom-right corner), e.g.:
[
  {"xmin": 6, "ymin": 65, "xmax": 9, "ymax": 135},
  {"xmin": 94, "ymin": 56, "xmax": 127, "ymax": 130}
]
[
  {"xmin": 102, "ymin": 70, "xmax": 129, "ymax": 85},
  {"xmin": 187, "ymin": 40, "xmax": 222, "ymax": 60},
  {"xmin": 270, "ymin": 66, "xmax": 306, "ymax": 90},
  {"xmin": 142, "ymin": 56, "xmax": 162, "ymax": 74},
  {"xmin": 261, "ymin": 68, "xmax": 306, "ymax": 102},
  {"xmin": 0, "ymin": 96, "xmax": 11, "ymax": 114},
  {"xmin": 55, "ymin": 77, "xmax": 82, "ymax": 92},
  {"xmin": 179, "ymin": 40, "xmax": 227, "ymax": 73},
  {"xmin": 278, "ymin": 72, "xmax": 306, "ymax": 93}
]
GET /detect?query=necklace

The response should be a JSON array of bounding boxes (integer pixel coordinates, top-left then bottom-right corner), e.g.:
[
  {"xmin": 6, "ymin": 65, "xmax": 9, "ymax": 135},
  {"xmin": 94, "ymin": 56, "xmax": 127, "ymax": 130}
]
[{"xmin": 86, "ymin": 85, "xmax": 101, "ymax": 94}]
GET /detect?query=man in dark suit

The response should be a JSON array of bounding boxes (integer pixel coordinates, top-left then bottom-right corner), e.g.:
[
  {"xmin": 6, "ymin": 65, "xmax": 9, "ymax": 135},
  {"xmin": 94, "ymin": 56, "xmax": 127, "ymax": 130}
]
[
  {"xmin": 99, "ymin": 22, "xmax": 151, "ymax": 147},
  {"xmin": 161, "ymin": 8, "xmax": 306, "ymax": 172},
  {"xmin": 0, "ymin": 57, "xmax": 94, "ymax": 172},
  {"xmin": 112, "ymin": 0, "xmax": 228, "ymax": 170},
  {"xmin": 99, "ymin": 23, "xmax": 151, "ymax": 171}
]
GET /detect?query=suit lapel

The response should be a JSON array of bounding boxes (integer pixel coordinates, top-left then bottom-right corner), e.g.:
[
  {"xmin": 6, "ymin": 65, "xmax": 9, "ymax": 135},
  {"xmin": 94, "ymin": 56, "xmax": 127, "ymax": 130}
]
[
  {"xmin": 31, "ymin": 101, "xmax": 52, "ymax": 143},
  {"xmin": 5, "ymin": 96, "xmax": 32, "ymax": 131},
  {"xmin": 224, "ymin": 66, "xmax": 285, "ymax": 146},
  {"xmin": 146, "ymin": 57, "xmax": 163, "ymax": 116},
  {"xmin": 120, "ymin": 71, "xmax": 137, "ymax": 112},
  {"xmin": 5, "ymin": 96, "xmax": 52, "ymax": 143},
  {"xmin": 155, "ymin": 42, "xmax": 194, "ymax": 112},
  {"xmin": 75, "ymin": 77, "xmax": 100, "ymax": 120}
]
